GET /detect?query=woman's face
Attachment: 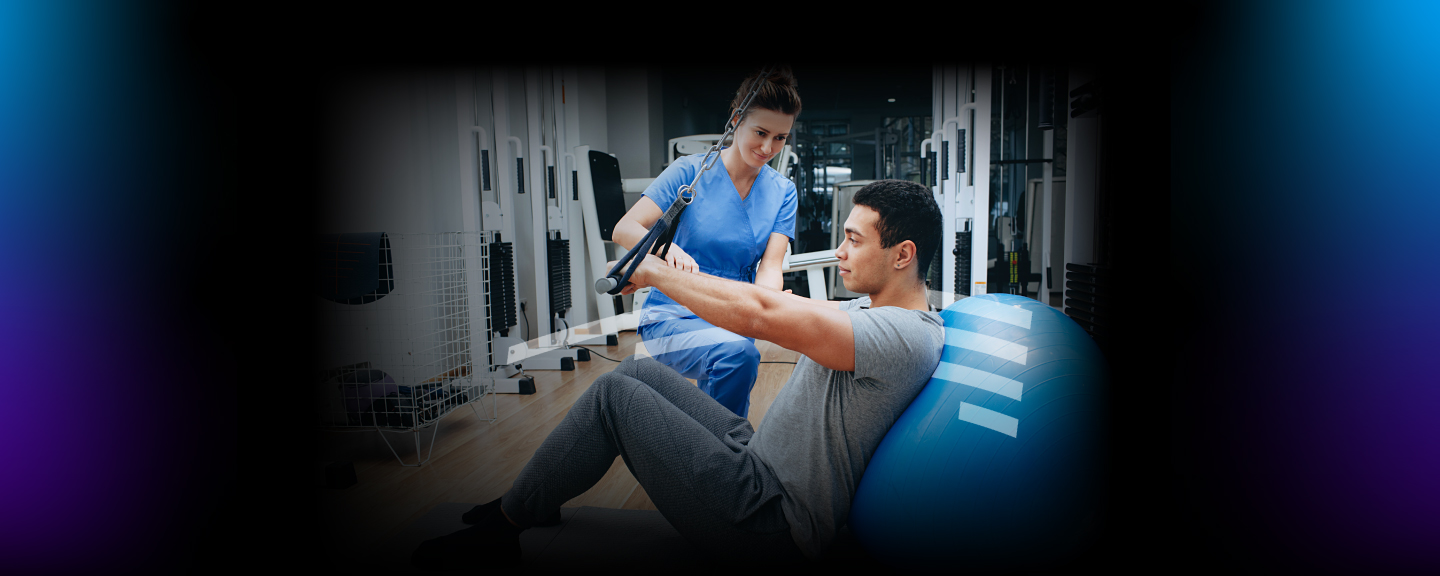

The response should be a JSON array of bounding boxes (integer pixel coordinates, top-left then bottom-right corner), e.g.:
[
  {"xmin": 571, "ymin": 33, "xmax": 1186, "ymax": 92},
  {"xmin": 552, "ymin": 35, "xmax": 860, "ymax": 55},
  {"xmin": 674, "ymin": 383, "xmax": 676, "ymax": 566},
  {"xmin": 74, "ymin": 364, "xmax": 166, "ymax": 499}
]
[{"xmin": 730, "ymin": 108, "xmax": 795, "ymax": 169}]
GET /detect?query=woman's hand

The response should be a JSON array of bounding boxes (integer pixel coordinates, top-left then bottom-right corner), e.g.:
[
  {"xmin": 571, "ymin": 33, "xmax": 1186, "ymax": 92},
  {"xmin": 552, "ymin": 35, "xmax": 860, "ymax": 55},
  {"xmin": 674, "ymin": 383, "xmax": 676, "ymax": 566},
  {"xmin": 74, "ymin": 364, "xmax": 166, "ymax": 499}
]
[{"xmin": 661, "ymin": 243, "xmax": 700, "ymax": 274}]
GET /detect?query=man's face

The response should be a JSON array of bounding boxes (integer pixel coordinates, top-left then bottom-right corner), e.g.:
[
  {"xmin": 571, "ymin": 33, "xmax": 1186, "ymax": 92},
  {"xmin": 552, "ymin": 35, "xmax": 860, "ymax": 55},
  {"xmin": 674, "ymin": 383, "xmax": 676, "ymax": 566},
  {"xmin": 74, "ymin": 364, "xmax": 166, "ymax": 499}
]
[{"xmin": 835, "ymin": 205, "xmax": 890, "ymax": 295}]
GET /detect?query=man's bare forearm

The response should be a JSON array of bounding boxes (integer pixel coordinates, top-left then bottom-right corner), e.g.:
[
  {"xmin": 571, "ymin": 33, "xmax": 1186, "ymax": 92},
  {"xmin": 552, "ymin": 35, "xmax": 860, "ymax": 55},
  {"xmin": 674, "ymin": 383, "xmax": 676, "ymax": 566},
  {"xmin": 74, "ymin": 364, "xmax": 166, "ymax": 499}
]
[
  {"xmin": 777, "ymin": 288, "xmax": 842, "ymax": 309},
  {"xmin": 630, "ymin": 253, "xmax": 854, "ymax": 369},
  {"xmin": 646, "ymin": 265, "xmax": 783, "ymax": 340},
  {"xmin": 677, "ymin": 268, "xmax": 839, "ymax": 310}
]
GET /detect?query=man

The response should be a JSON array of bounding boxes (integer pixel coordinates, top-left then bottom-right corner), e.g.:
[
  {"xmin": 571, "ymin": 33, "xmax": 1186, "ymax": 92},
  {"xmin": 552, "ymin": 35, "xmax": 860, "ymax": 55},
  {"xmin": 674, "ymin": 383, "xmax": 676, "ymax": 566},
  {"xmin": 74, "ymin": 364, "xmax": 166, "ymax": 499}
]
[{"xmin": 412, "ymin": 179, "xmax": 945, "ymax": 568}]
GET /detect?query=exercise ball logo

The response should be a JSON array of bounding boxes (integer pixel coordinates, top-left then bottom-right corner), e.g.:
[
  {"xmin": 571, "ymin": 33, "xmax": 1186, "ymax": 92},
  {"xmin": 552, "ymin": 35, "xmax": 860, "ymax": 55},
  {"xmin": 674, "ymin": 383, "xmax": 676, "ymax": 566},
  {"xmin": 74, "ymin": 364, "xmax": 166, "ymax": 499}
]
[
  {"xmin": 934, "ymin": 298, "xmax": 1033, "ymax": 437},
  {"xmin": 849, "ymin": 293, "xmax": 1107, "ymax": 571}
]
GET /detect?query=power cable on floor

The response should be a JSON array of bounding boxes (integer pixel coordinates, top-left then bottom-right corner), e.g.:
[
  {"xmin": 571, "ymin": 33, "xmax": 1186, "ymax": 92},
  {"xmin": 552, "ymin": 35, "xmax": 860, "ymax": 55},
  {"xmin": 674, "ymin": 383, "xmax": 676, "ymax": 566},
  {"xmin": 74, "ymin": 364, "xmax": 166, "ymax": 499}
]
[{"xmin": 573, "ymin": 346, "xmax": 624, "ymax": 363}]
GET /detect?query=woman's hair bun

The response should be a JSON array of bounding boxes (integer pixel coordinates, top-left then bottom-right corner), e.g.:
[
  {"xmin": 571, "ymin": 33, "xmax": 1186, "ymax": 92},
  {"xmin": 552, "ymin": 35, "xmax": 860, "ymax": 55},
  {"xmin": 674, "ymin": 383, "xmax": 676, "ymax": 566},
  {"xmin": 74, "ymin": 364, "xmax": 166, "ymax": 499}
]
[
  {"xmin": 763, "ymin": 65, "xmax": 796, "ymax": 89},
  {"xmin": 730, "ymin": 64, "xmax": 802, "ymax": 122}
]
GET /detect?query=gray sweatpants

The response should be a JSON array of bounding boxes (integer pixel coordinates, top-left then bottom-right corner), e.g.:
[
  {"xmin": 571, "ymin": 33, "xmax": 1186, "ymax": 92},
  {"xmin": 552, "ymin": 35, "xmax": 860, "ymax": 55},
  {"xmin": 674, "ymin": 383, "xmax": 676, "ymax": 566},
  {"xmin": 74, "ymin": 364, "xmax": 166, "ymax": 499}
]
[{"xmin": 501, "ymin": 356, "xmax": 803, "ymax": 564}]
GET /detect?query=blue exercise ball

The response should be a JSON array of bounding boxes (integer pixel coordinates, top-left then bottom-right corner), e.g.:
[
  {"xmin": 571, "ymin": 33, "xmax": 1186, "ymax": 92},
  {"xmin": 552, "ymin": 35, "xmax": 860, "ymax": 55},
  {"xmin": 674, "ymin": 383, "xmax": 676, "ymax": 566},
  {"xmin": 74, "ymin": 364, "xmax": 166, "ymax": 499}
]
[{"xmin": 849, "ymin": 293, "xmax": 1108, "ymax": 571}]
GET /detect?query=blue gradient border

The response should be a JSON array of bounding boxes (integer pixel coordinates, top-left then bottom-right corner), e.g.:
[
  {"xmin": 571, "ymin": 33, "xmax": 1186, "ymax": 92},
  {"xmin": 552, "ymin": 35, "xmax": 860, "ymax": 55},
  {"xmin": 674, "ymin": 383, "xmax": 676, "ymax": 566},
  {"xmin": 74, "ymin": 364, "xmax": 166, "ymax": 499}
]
[
  {"xmin": 1, "ymin": 2, "xmax": 237, "ymax": 572},
  {"xmin": 1173, "ymin": 1, "xmax": 1440, "ymax": 571}
]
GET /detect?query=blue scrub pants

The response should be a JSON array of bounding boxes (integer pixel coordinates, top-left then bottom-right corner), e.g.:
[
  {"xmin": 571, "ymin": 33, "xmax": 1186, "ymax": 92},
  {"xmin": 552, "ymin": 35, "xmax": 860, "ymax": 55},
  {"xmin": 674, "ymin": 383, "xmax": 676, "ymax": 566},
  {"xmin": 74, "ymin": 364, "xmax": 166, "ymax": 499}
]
[{"xmin": 639, "ymin": 314, "xmax": 761, "ymax": 418}]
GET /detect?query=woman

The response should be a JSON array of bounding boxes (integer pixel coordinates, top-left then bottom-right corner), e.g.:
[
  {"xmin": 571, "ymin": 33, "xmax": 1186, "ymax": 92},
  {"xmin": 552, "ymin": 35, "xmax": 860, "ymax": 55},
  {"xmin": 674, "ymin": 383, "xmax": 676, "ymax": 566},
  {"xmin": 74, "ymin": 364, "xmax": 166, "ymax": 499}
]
[{"xmin": 612, "ymin": 67, "xmax": 801, "ymax": 419}]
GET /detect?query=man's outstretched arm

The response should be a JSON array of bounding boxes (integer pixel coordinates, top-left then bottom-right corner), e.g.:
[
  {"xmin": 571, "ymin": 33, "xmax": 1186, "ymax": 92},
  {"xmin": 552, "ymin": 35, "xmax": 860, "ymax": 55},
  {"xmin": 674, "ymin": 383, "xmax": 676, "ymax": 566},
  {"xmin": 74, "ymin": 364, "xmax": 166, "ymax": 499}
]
[{"xmin": 621, "ymin": 253, "xmax": 855, "ymax": 371}]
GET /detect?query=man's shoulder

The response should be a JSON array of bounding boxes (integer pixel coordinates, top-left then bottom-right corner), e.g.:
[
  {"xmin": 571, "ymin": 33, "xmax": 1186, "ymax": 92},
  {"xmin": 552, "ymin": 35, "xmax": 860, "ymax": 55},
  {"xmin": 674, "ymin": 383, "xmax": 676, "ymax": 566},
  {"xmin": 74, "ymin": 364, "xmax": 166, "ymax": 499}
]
[
  {"xmin": 845, "ymin": 302, "xmax": 943, "ymax": 384},
  {"xmin": 846, "ymin": 299, "xmax": 944, "ymax": 339},
  {"xmin": 841, "ymin": 297, "xmax": 937, "ymax": 317},
  {"xmin": 860, "ymin": 305, "xmax": 943, "ymax": 331}
]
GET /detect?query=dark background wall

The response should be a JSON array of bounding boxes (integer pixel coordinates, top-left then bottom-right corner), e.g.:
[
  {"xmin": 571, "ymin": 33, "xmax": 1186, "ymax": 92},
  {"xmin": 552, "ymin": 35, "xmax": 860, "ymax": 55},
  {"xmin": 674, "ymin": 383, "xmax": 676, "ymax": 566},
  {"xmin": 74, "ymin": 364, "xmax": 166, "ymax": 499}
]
[
  {"xmin": 660, "ymin": 63, "xmax": 933, "ymax": 172},
  {"xmin": 1169, "ymin": 1, "xmax": 1440, "ymax": 572}
]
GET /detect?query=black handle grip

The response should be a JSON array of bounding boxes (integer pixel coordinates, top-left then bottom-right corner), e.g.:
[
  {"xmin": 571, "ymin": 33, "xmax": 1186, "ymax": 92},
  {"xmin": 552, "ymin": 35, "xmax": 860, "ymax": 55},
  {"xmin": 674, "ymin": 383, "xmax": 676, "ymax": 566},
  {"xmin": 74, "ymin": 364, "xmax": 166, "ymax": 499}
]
[
  {"xmin": 480, "ymin": 149, "xmax": 491, "ymax": 191},
  {"xmin": 941, "ymin": 141, "xmax": 949, "ymax": 180},
  {"xmin": 957, "ymin": 130, "xmax": 967, "ymax": 174},
  {"xmin": 596, "ymin": 217, "xmax": 671, "ymax": 295},
  {"xmin": 516, "ymin": 158, "xmax": 525, "ymax": 194},
  {"xmin": 547, "ymin": 165, "xmax": 556, "ymax": 199},
  {"xmin": 928, "ymin": 151, "xmax": 937, "ymax": 186}
]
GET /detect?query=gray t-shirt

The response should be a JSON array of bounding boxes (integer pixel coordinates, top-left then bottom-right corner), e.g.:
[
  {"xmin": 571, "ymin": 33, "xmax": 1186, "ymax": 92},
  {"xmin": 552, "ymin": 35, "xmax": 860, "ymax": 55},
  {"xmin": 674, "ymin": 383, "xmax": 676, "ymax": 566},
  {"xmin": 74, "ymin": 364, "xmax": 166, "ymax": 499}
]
[{"xmin": 749, "ymin": 296, "xmax": 944, "ymax": 559}]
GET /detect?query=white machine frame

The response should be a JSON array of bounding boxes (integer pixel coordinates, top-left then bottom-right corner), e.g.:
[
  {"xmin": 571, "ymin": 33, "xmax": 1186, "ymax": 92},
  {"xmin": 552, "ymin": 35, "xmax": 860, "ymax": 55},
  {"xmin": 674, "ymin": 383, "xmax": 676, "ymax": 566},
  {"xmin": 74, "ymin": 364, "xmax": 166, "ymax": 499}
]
[
  {"xmin": 455, "ymin": 67, "xmax": 606, "ymax": 392},
  {"xmin": 574, "ymin": 144, "xmax": 641, "ymax": 336},
  {"xmin": 455, "ymin": 69, "xmax": 533, "ymax": 393},
  {"xmin": 514, "ymin": 66, "xmax": 586, "ymax": 370},
  {"xmin": 923, "ymin": 63, "xmax": 994, "ymax": 306}
]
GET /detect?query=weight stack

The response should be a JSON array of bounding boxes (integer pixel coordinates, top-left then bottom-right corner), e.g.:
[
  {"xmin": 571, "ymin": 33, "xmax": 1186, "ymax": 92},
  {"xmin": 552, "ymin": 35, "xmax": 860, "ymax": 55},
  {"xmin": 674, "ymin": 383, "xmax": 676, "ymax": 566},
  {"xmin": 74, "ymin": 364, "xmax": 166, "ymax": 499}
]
[
  {"xmin": 1005, "ymin": 249, "xmax": 1033, "ymax": 296},
  {"xmin": 1006, "ymin": 251, "xmax": 1019, "ymax": 294},
  {"xmin": 488, "ymin": 241, "xmax": 517, "ymax": 334},
  {"xmin": 547, "ymin": 238, "xmax": 571, "ymax": 314},
  {"xmin": 954, "ymin": 232, "xmax": 971, "ymax": 296},
  {"xmin": 1062, "ymin": 263, "xmax": 1109, "ymax": 356}
]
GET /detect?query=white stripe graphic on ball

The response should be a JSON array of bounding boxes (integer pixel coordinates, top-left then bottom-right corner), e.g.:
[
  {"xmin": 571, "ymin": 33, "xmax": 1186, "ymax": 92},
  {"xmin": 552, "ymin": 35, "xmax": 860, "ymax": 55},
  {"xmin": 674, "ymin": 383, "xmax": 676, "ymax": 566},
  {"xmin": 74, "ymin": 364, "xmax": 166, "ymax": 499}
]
[
  {"xmin": 943, "ymin": 328, "xmax": 1029, "ymax": 365},
  {"xmin": 933, "ymin": 362, "xmax": 1023, "ymax": 401},
  {"xmin": 958, "ymin": 402, "xmax": 1019, "ymax": 438}
]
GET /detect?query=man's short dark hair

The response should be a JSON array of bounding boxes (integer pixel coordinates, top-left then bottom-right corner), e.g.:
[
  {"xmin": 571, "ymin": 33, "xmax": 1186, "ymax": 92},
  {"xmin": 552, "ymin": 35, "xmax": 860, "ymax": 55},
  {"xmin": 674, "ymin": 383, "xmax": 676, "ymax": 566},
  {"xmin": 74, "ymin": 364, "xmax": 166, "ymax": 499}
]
[{"xmin": 852, "ymin": 179, "xmax": 943, "ymax": 280}]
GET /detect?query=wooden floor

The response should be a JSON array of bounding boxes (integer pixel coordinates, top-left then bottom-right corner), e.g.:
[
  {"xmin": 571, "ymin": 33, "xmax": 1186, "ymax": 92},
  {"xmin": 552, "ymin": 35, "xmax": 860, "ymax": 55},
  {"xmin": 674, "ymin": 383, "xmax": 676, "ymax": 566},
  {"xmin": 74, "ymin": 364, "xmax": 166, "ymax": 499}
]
[{"xmin": 313, "ymin": 330, "xmax": 801, "ymax": 566}]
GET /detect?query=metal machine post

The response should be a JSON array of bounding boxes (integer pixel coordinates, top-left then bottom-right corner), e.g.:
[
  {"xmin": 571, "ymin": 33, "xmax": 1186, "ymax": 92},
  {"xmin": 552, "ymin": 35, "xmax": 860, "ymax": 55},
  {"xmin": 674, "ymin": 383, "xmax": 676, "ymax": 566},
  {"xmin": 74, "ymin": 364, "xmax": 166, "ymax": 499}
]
[
  {"xmin": 970, "ymin": 65, "xmax": 993, "ymax": 299},
  {"xmin": 558, "ymin": 67, "xmax": 612, "ymax": 347},
  {"xmin": 514, "ymin": 67, "xmax": 584, "ymax": 371},
  {"xmin": 455, "ymin": 69, "xmax": 535, "ymax": 394},
  {"xmin": 935, "ymin": 63, "xmax": 993, "ymax": 304}
]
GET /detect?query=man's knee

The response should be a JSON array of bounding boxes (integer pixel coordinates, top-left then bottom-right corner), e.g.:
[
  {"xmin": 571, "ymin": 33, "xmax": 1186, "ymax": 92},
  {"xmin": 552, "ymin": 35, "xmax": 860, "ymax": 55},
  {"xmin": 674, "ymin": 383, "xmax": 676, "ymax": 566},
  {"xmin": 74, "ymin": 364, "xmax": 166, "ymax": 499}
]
[
  {"xmin": 614, "ymin": 354, "xmax": 657, "ymax": 376},
  {"xmin": 587, "ymin": 371, "xmax": 641, "ymax": 408},
  {"xmin": 619, "ymin": 355, "xmax": 691, "ymax": 388}
]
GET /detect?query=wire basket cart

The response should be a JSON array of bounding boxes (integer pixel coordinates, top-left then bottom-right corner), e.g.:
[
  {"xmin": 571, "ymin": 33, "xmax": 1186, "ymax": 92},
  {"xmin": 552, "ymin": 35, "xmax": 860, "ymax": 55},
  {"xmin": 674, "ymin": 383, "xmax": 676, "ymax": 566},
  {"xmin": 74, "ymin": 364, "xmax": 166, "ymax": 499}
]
[{"xmin": 315, "ymin": 231, "xmax": 496, "ymax": 466}]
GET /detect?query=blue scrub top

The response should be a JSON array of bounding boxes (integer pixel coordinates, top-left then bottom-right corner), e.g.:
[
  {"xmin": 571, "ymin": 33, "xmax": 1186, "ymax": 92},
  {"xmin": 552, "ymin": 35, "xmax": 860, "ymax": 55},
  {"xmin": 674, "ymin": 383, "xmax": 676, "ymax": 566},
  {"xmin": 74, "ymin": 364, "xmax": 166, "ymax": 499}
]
[{"xmin": 639, "ymin": 151, "xmax": 797, "ymax": 316}]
